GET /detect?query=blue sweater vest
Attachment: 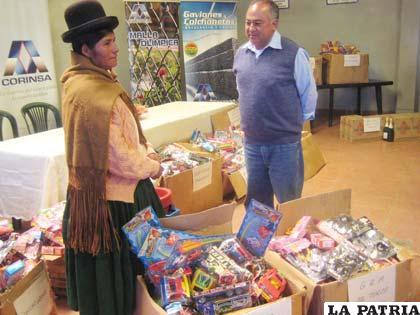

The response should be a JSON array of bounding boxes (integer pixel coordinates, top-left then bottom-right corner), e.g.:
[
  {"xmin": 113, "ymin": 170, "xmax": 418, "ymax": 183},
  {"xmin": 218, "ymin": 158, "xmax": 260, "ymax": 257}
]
[{"xmin": 233, "ymin": 37, "xmax": 302, "ymax": 144}]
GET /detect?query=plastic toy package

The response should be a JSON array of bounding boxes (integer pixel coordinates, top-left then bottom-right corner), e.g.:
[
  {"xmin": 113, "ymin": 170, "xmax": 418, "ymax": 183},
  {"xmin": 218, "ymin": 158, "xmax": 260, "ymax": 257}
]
[
  {"xmin": 193, "ymin": 281, "xmax": 252, "ymax": 315},
  {"xmin": 326, "ymin": 240, "xmax": 369, "ymax": 282},
  {"xmin": 122, "ymin": 206, "xmax": 161, "ymax": 255},
  {"xmin": 351, "ymin": 228, "xmax": 397, "ymax": 261},
  {"xmin": 33, "ymin": 201, "xmax": 66, "ymax": 231},
  {"xmin": 310, "ymin": 233, "xmax": 336, "ymax": 250},
  {"xmin": 288, "ymin": 216, "xmax": 312, "ymax": 240},
  {"xmin": 191, "ymin": 268, "xmax": 217, "ymax": 293},
  {"xmin": 218, "ymin": 238, "xmax": 253, "ymax": 267},
  {"xmin": 198, "ymin": 247, "xmax": 253, "ymax": 286},
  {"xmin": 237, "ymin": 199, "xmax": 283, "ymax": 257},
  {"xmin": 284, "ymin": 248, "xmax": 330, "ymax": 283},
  {"xmin": 317, "ymin": 214, "xmax": 372, "ymax": 243},
  {"xmin": 138, "ymin": 227, "xmax": 198, "ymax": 267},
  {"xmin": 165, "ymin": 302, "xmax": 197, "ymax": 315},
  {"xmin": 257, "ymin": 268, "xmax": 287, "ymax": 303},
  {"xmin": 190, "ymin": 129, "xmax": 217, "ymax": 153},
  {"xmin": 165, "ymin": 234, "xmax": 233, "ymax": 271},
  {"xmin": 160, "ymin": 269, "xmax": 192, "ymax": 308}
]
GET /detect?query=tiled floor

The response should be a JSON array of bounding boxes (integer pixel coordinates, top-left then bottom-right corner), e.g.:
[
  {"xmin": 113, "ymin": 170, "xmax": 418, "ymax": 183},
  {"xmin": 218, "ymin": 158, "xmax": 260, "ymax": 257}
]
[{"xmin": 57, "ymin": 118, "xmax": 420, "ymax": 313}]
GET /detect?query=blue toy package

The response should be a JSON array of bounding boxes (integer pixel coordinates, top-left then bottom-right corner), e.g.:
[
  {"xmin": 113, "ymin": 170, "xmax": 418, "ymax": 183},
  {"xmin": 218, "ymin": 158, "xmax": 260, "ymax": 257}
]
[
  {"xmin": 122, "ymin": 206, "xmax": 161, "ymax": 255},
  {"xmin": 137, "ymin": 227, "xmax": 198, "ymax": 267},
  {"xmin": 164, "ymin": 234, "xmax": 234, "ymax": 271},
  {"xmin": 236, "ymin": 199, "xmax": 283, "ymax": 257}
]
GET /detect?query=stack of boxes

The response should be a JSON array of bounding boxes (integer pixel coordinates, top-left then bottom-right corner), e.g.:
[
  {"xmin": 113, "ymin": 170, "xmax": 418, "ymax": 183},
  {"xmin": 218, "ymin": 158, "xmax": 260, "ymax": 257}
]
[{"xmin": 44, "ymin": 255, "xmax": 67, "ymax": 298}]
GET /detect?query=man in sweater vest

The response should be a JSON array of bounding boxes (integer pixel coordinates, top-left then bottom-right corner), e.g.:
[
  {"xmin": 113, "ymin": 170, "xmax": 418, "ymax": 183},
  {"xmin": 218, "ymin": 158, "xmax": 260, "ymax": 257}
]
[{"xmin": 233, "ymin": 0, "xmax": 317, "ymax": 207}]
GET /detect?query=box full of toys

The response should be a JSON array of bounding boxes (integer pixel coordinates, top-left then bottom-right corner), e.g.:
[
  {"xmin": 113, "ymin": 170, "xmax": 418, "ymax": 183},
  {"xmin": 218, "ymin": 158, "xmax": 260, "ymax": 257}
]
[
  {"xmin": 0, "ymin": 216, "xmax": 58, "ymax": 314},
  {"xmin": 210, "ymin": 107, "xmax": 247, "ymax": 200},
  {"xmin": 31, "ymin": 201, "xmax": 67, "ymax": 298},
  {"xmin": 123, "ymin": 201, "xmax": 305, "ymax": 315},
  {"xmin": 268, "ymin": 189, "xmax": 416, "ymax": 315},
  {"xmin": 321, "ymin": 41, "xmax": 369, "ymax": 84},
  {"xmin": 157, "ymin": 138, "xmax": 223, "ymax": 214}
]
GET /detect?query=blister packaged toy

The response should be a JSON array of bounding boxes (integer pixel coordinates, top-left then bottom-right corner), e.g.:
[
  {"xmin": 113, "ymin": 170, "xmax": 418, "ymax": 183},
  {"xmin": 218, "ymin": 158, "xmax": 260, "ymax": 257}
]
[
  {"xmin": 138, "ymin": 227, "xmax": 198, "ymax": 267},
  {"xmin": 326, "ymin": 240, "xmax": 369, "ymax": 282},
  {"xmin": 193, "ymin": 281, "xmax": 252, "ymax": 314},
  {"xmin": 122, "ymin": 206, "xmax": 161, "ymax": 255},
  {"xmin": 218, "ymin": 238, "xmax": 253, "ymax": 267},
  {"xmin": 257, "ymin": 268, "xmax": 287, "ymax": 302},
  {"xmin": 160, "ymin": 271, "xmax": 192, "ymax": 307},
  {"xmin": 165, "ymin": 234, "xmax": 233, "ymax": 271},
  {"xmin": 198, "ymin": 247, "xmax": 253, "ymax": 285},
  {"xmin": 237, "ymin": 199, "xmax": 282, "ymax": 257}
]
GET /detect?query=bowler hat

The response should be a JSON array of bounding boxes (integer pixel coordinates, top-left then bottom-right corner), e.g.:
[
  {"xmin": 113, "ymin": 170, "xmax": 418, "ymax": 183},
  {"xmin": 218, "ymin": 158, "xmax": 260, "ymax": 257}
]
[{"xmin": 62, "ymin": 0, "xmax": 119, "ymax": 43}]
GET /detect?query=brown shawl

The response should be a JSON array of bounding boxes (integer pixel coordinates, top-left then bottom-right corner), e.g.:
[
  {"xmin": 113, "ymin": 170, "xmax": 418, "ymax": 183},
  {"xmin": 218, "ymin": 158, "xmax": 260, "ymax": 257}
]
[{"xmin": 61, "ymin": 52, "xmax": 146, "ymax": 255}]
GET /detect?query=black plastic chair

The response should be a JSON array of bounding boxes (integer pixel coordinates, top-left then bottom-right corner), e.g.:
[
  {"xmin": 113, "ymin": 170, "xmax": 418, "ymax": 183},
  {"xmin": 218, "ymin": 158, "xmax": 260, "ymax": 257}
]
[
  {"xmin": 21, "ymin": 102, "xmax": 62, "ymax": 134},
  {"xmin": 0, "ymin": 110, "xmax": 19, "ymax": 141}
]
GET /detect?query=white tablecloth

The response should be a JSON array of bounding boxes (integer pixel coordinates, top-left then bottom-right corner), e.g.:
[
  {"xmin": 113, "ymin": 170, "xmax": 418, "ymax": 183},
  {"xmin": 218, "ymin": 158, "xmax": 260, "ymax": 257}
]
[{"xmin": 0, "ymin": 101, "xmax": 236, "ymax": 220}]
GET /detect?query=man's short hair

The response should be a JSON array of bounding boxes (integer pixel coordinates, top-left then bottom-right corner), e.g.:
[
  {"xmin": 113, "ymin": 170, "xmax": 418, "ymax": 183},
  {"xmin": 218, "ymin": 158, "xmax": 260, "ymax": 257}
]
[{"xmin": 249, "ymin": 0, "xmax": 279, "ymax": 20}]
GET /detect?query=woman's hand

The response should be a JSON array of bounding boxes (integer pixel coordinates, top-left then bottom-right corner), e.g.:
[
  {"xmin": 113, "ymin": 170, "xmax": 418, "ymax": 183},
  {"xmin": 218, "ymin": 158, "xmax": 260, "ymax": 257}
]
[
  {"xmin": 147, "ymin": 152, "xmax": 161, "ymax": 162},
  {"xmin": 135, "ymin": 105, "xmax": 148, "ymax": 117},
  {"xmin": 151, "ymin": 164, "xmax": 163, "ymax": 179}
]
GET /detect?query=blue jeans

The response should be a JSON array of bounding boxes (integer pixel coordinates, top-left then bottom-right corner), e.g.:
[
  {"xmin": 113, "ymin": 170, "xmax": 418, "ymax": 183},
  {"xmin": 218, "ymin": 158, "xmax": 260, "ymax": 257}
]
[{"xmin": 244, "ymin": 141, "xmax": 304, "ymax": 208}]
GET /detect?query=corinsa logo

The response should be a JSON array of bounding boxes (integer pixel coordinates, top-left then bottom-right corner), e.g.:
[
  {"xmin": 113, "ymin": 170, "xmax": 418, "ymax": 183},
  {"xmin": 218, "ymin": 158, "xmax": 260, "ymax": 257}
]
[{"xmin": 2, "ymin": 40, "xmax": 52, "ymax": 86}]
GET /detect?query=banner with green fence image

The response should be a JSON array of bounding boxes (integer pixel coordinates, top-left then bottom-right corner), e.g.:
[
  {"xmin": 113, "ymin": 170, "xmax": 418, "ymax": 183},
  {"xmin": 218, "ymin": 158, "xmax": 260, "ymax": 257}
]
[{"xmin": 125, "ymin": 1, "xmax": 182, "ymax": 106}]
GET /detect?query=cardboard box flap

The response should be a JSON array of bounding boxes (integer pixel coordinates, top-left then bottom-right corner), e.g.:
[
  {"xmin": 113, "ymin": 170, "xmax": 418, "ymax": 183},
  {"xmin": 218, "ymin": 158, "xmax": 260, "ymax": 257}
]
[
  {"xmin": 301, "ymin": 132, "xmax": 326, "ymax": 180},
  {"xmin": 160, "ymin": 202, "xmax": 236, "ymax": 232},
  {"xmin": 228, "ymin": 171, "xmax": 247, "ymax": 200},
  {"xmin": 211, "ymin": 110, "xmax": 232, "ymax": 132},
  {"xmin": 276, "ymin": 189, "xmax": 352, "ymax": 235},
  {"xmin": 210, "ymin": 105, "xmax": 239, "ymax": 132},
  {"xmin": 136, "ymin": 276, "xmax": 166, "ymax": 315}
]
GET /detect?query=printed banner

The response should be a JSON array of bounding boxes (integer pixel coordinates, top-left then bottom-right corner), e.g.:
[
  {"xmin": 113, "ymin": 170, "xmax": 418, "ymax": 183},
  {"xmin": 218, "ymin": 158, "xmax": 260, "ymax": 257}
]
[
  {"xmin": 180, "ymin": 1, "xmax": 238, "ymax": 102},
  {"xmin": 0, "ymin": 0, "xmax": 59, "ymax": 139},
  {"xmin": 125, "ymin": 1, "xmax": 182, "ymax": 107}
]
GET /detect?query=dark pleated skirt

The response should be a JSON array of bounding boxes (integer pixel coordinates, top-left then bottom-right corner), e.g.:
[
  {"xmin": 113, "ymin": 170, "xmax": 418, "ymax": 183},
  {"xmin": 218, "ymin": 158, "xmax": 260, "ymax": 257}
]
[{"xmin": 62, "ymin": 179, "xmax": 164, "ymax": 315}]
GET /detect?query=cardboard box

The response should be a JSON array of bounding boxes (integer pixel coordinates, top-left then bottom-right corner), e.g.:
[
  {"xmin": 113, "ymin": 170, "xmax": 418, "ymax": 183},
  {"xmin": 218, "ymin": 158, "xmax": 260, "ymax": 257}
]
[
  {"xmin": 340, "ymin": 113, "xmax": 420, "ymax": 142},
  {"xmin": 310, "ymin": 56, "xmax": 323, "ymax": 86},
  {"xmin": 161, "ymin": 156, "xmax": 223, "ymax": 215},
  {"xmin": 226, "ymin": 170, "xmax": 247, "ymax": 200},
  {"xmin": 222, "ymin": 169, "xmax": 247, "ymax": 200},
  {"xmin": 274, "ymin": 189, "xmax": 417, "ymax": 315},
  {"xmin": 302, "ymin": 131, "xmax": 326, "ymax": 180},
  {"xmin": 392, "ymin": 113, "xmax": 420, "ymax": 139},
  {"xmin": 323, "ymin": 53, "xmax": 369, "ymax": 84},
  {"xmin": 340, "ymin": 115, "xmax": 384, "ymax": 142},
  {"xmin": 134, "ymin": 202, "xmax": 305, "ymax": 315},
  {"xmin": 0, "ymin": 260, "xmax": 57, "ymax": 315},
  {"xmin": 211, "ymin": 105, "xmax": 240, "ymax": 132}
]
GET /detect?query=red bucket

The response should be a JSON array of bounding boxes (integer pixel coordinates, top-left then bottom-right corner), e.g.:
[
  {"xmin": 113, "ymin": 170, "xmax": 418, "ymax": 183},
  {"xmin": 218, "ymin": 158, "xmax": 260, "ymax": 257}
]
[{"xmin": 155, "ymin": 187, "xmax": 172, "ymax": 212}]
